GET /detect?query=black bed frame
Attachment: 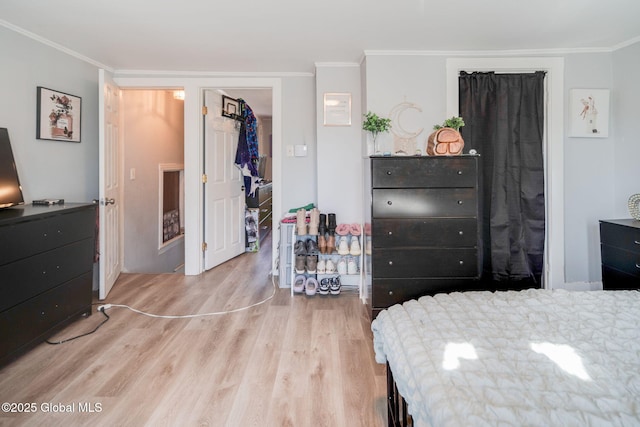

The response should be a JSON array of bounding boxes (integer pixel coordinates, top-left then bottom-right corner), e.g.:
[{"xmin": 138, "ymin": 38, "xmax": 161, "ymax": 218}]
[{"xmin": 387, "ymin": 362, "xmax": 413, "ymax": 427}]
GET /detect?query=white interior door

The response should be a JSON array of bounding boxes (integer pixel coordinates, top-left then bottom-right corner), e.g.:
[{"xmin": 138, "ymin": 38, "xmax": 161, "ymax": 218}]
[
  {"xmin": 98, "ymin": 69, "xmax": 122, "ymax": 299},
  {"xmin": 203, "ymin": 90, "xmax": 244, "ymax": 270}
]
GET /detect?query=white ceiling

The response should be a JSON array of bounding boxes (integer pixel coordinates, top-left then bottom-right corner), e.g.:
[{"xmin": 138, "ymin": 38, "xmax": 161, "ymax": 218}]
[{"xmin": 1, "ymin": 0, "xmax": 639, "ymax": 76}]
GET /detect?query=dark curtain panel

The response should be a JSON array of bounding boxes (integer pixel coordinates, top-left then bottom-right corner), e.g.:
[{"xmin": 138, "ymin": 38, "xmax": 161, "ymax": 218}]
[{"xmin": 459, "ymin": 71, "xmax": 545, "ymax": 288}]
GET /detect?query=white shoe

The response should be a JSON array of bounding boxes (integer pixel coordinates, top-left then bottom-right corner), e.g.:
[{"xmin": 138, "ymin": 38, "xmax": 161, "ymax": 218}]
[
  {"xmin": 317, "ymin": 259, "xmax": 326, "ymax": 274},
  {"xmin": 293, "ymin": 275, "xmax": 306, "ymax": 293},
  {"xmin": 325, "ymin": 259, "xmax": 336, "ymax": 273},
  {"xmin": 347, "ymin": 257, "xmax": 358, "ymax": 275},
  {"xmin": 305, "ymin": 277, "xmax": 318, "ymax": 296},
  {"xmin": 337, "ymin": 237, "xmax": 349, "ymax": 255},
  {"xmin": 337, "ymin": 257, "xmax": 347, "ymax": 275},
  {"xmin": 349, "ymin": 237, "xmax": 361, "ymax": 256}
]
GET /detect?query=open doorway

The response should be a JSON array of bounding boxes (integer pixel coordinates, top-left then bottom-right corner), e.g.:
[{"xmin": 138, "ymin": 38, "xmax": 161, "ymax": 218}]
[
  {"xmin": 202, "ymin": 87, "xmax": 273, "ymax": 271},
  {"xmin": 121, "ymin": 89, "xmax": 186, "ymax": 273}
]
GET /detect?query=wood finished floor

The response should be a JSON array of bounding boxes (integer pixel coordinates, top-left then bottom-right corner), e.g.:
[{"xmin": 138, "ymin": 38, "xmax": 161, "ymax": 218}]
[{"xmin": 0, "ymin": 233, "xmax": 387, "ymax": 427}]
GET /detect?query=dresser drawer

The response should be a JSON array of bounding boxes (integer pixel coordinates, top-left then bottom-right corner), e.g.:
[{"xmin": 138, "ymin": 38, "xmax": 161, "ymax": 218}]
[
  {"xmin": 372, "ymin": 157, "xmax": 477, "ymax": 188},
  {"xmin": 373, "ymin": 248, "xmax": 478, "ymax": 278},
  {"xmin": 0, "ymin": 272, "xmax": 92, "ymax": 361},
  {"xmin": 600, "ymin": 221, "xmax": 640, "ymax": 254},
  {"xmin": 373, "ymin": 188, "xmax": 477, "ymax": 218},
  {"xmin": 0, "ymin": 239, "xmax": 95, "ymax": 312},
  {"xmin": 372, "ymin": 218, "xmax": 477, "ymax": 248},
  {"xmin": 0, "ymin": 209, "xmax": 95, "ymax": 265},
  {"xmin": 600, "ymin": 245, "xmax": 640, "ymax": 279},
  {"xmin": 373, "ymin": 277, "xmax": 479, "ymax": 308}
]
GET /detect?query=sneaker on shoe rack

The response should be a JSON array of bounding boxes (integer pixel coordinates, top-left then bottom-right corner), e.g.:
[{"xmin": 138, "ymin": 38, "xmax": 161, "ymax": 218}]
[
  {"xmin": 347, "ymin": 257, "xmax": 358, "ymax": 275},
  {"xmin": 330, "ymin": 277, "xmax": 341, "ymax": 295},
  {"xmin": 317, "ymin": 259, "xmax": 326, "ymax": 274},
  {"xmin": 306, "ymin": 255, "xmax": 318, "ymax": 274},
  {"xmin": 337, "ymin": 236, "xmax": 349, "ymax": 255},
  {"xmin": 318, "ymin": 278, "xmax": 331, "ymax": 295},
  {"xmin": 295, "ymin": 254, "xmax": 306, "ymax": 274},
  {"xmin": 305, "ymin": 277, "xmax": 318, "ymax": 296},
  {"xmin": 325, "ymin": 259, "xmax": 336, "ymax": 273},
  {"xmin": 306, "ymin": 238, "xmax": 319, "ymax": 254},
  {"xmin": 293, "ymin": 275, "xmax": 306, "ymax": 293},
  {"xmin": 294, "ymin": 240, "xmax": 307, "ymax": 255},
  {"xmin": 337, "ymin": 257, "xmax": 347, "ymax": 275},
  {"xmin": 349, "ymin": 237, "xmax": 361, "ymax": 256}
]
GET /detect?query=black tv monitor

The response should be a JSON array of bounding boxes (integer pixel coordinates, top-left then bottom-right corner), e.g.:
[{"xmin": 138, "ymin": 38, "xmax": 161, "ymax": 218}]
[{"xmin": 0, "ymin": 128, "xmax": 25, "ymax": 209}]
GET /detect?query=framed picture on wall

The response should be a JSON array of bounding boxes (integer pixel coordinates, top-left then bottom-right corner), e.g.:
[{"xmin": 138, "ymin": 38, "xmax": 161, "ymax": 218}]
[
  {"xmin": 323, "ymin": 92, "xmax": 352, "ymax": 126},
  {"xmin": 36, "ymin": 87, "xmax": 82, "ymax": 142},
  {"xmin": 569, "ymin": 88, "xmax": 610, "ymax": 138}
]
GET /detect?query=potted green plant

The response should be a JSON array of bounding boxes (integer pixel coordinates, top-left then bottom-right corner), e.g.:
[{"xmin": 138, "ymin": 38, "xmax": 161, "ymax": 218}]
[
  {"xmin": 432, "ymin": 116, "xmax": 465, "ymax": 131},
  {"xmin": 362, "ymin": 111, "xmax": 392, "ymax": 153}
]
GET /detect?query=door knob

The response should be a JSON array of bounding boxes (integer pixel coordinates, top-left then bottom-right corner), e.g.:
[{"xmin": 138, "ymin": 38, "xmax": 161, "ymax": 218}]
[{"xmin": 104, "ymin": 198, "xmax": 115, "ymax": 205}]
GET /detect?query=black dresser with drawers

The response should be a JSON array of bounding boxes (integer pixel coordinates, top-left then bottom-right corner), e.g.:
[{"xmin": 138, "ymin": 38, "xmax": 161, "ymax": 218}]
[
  {"xmin": 0, "ymin": 203, "xmax": 96, "ymax": 364},
  {"xmin": 599, "ymin": 219, "xmax": 640, "ymax": 290},
  {"xmin": 368, "ymin": 156, "xmax": 481, "ymax": 318}
]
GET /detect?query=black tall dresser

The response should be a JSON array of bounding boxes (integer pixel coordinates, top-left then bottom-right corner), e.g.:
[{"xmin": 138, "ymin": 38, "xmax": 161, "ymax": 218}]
[
  {"xmin": 0, "ymin": 203, "xmax": 96, "ymax": 364},
  {"xmin": 367, "ymin": 156, "xmax": 480, "ymax": 318},
  {"xmin": 599, "ymin": 219, "xmax": 640, "ymax": 290}
]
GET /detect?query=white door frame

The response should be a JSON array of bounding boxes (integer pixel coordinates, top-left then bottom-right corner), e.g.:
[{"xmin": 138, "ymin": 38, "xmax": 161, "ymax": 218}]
[
  {"xmin": 446, "ymin": 57, "xmax": 565, "ymax": 289},
  {"xmin": 113, "ymin": 75, "xmax": 282, "ymax": 276}
]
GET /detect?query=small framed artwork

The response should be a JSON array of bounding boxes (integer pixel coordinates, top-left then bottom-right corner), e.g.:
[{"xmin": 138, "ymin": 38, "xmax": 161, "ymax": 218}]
[
  {"xmin": 36, "ymin": 87, "xmax": 82, "ymax": 142},
  {"xmin": 569, "ymin": 88, "xmax": 610, "ymax": 138},
  {"xmin": 323, "ymin": 92, "xmax": 352, "ymax": 126},
  {"xmin": 222, "ymin": 95, "xmax": 242, "ymax": 120}
]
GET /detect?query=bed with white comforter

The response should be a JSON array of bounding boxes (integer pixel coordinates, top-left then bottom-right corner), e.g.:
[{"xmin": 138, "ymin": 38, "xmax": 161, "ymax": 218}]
[{"xmin": 372, "ymin": 289, "xmax": 640, "ymax": 427}]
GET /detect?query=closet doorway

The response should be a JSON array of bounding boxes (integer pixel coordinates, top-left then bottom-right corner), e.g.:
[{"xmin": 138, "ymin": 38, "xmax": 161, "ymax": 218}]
[{"xmin": 446, "ymin": 57, "xmax": 565, "ymax": 288}]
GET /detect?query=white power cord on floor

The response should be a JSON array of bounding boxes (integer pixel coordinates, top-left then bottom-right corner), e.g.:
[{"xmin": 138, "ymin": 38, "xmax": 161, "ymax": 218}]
[{"xmin": 96, "ymin": 273, "xmax": 278, "ymax": 318}]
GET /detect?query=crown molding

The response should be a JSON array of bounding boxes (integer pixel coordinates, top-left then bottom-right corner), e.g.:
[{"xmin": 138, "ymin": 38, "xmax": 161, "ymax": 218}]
[
  {"xmin": 314, "ymin": 62, "xmax": 360, "ymax": 68},
  {"xmin": 612, "ymin": 35, "xmax": 640, "ymax": 51},
  {"xmin": 0, "ymin": 19, "xmax": 113, "ymax": 71},
  {"xmin": 113, "ymin": 69, "xmax": 313, "ymax": 78}
]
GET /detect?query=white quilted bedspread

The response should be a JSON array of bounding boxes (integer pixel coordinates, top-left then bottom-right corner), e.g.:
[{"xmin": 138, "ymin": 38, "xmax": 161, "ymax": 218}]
[{"xmin": 371, "ymin": 289, "xmax": 640, "ymax": 427}]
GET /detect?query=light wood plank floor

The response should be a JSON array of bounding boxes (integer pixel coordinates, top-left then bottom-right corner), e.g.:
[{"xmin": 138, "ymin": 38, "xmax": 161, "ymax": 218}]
[{"xmin": 0, "ymin": 233, "xmax": 387, "ymax": 427}]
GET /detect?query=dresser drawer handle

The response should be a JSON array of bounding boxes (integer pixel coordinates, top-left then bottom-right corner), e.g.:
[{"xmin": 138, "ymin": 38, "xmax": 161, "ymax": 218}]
[
  {"xmin": 457, "ymin": 200, "xmax": 463, "ymax": 205},
  {"xmin": 458, "ymin": 231, "xmax": 464, "ymax": 235},
  {"xmin": 457, "ymin": 170, "xmax": 463, "ymax": 175},
  {"xmin": 635, "ymin": 240, "xmax": 640, "ymax": 245},
  {"xmin": 387, "ymin": 231, "xmax": 393, "ymax": 235},
  {"xmin": 388, "ymin": 261, "xmax": 393, "ymax": 266},
  {"xmin": 636, "ymin": 263, "xmax": 640, "ymax": 269},
  {"xmin": 387, "ymin": 201, "xmax": 393, "ymax": 205},
  {"xmin": 388, "ymin": 291, "xmax": 394, "ymax": 296},
  {"xmin": 386, "ymin": 171, "xmax": 392, "ymax": 175},
  {"xmin": 459, "ymin": 260, "xmax": 464, "ymax": 265}
]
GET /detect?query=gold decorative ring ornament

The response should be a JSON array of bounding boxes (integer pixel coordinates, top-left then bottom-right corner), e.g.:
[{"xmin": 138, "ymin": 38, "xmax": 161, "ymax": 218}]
[{"xmin": 628, "ymin": 194, "xmax": 640, "ymax": 220}]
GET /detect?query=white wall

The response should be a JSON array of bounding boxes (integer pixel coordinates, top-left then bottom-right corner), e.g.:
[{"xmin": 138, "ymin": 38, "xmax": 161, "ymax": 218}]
[
  {"xmin": 280, "ymin": 76, "xmax": 317, "ymax": 214},
  {"xmin": 562, "ymin": 52, "xmax": 615, "ymax": 284},
  {"xmin": 122, "ymin": 90, "xmax": 185, "ymax": 273},
  {"xmin": 612, "ymin": 42, "xmax": 640, "ymax": 218},
  {"xmin": 0, "ymin": 26, "xmax": 99, "ymax": 203},
  {"xmin": 315, "ymin": 64, "xmax": 363, "ymax": 224}
]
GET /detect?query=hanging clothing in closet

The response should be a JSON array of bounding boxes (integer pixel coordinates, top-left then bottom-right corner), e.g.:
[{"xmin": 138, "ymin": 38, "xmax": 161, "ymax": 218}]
[{"xmin": 234, "ymin": 99, "xmax": 260, "ymax": 197}]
